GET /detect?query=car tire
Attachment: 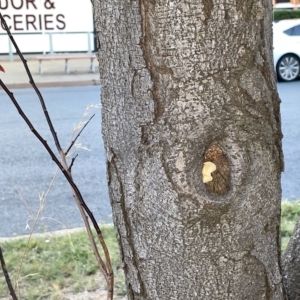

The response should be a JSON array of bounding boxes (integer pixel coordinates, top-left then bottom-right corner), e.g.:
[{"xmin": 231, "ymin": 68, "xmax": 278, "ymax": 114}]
[{"xmin": 276, "ymin": 54, "xmax": 300, "ymax": 82}]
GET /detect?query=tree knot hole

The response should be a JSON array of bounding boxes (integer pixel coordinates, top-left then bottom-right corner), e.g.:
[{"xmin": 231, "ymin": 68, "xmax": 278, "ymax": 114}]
[{"xmin": 202, "ymin": 144, "xmax": 230, "ymax": 195}]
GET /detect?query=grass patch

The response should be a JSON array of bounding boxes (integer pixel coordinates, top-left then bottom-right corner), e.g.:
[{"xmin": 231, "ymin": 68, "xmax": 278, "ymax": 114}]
[
  {"xmin": 0, "ymin": 225, "xmax": 126, "ymax": 299},
  {"xmin": 0, "ymin": 202, "xmax": 300, "ymax": 299},
  {"xmin": 281, "ymin": 200, "xmax": 300, "ymax": 253},
  {"xmin": 281, "ymin": 201, "xmax": 300, "ymax": 237}
]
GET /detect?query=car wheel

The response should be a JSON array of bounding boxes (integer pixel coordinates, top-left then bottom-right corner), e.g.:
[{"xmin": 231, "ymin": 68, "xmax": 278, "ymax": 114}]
[{"xmin": 276, "ymin": 54, "xmax": 300, "ymax": 82}]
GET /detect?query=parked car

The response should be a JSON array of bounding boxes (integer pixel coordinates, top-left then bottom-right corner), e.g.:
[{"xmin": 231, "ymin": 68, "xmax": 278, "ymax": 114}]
[{"xmin": 273, "ymin": 19, "xmax": 300, "ymax": 81}]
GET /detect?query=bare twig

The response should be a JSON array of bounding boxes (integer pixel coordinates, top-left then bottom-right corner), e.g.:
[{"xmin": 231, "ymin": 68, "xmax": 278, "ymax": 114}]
[
  {"xmin": 66, "ymin": 114, "xmax": 95, "ymax": 155},
  {"xmin": 0, "ymin": 13, "xmax": 114, "ymax": 300},
  {"xmin": 0, "ymin": 247, "xmax": 18, "ymax": 300},
  {"xmin": 0, "ymin": 77, "xmax": 113, "ymax": 300},
  {"xmin": 68, "ymin": 154, "xmax": 79, "ymax": 172},
  {"xmin": 0, "ymin": 13, "xmax": 62, "ymax": 152}
]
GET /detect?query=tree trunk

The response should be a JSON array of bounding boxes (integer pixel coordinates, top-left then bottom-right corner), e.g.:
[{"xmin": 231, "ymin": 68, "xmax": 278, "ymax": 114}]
[
  {"xmin": 93, "ymin": 1, "xmax": 286, "ymax": 299},
  {"xmin": 283, "ymin": 218, "xmax": 300, "ymax": 299}
]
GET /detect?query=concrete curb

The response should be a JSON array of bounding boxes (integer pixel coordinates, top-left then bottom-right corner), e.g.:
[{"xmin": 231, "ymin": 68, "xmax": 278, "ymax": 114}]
[
  {"xmin": 5, "ymin": 79, "xmax": 101, "ymax": 90},
  {"xmin": 0, "ymin": 223, "xmax": 114, "ymax": 242}
]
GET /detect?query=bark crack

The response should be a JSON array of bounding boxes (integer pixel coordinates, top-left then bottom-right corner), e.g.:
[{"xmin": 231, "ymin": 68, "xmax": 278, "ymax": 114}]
[
  {"xmin": 109, "ymin": 149, "xmax": 146, "ymax": 298},
  {"xmin": 202, "ymin": 0, "xmax": 213, "ymax": 25},
  {"xmin": 139, "ymin": 0, "xmax": 163, "ymax": 121}
]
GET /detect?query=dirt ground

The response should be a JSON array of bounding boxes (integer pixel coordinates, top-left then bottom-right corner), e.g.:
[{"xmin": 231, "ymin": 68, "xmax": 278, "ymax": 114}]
[
  {"xmin": 1, "ymin": 290, "xmax": 127, "ymax": 300},
  {"xmin": 62, "ymin": 289, "xmax": 127, "ymax": 300}
]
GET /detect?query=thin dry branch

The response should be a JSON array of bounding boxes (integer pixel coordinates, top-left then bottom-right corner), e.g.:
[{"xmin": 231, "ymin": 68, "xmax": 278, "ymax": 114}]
[
  {"xmin": 68, "ymin": 154, "xmax": 79, "ymax": 172},
  {"xmin": 0, "ymin": 13, "xmax": 113, "ymax": 300},
  {"xmin": 0, "ymin": 247, "xmax": 18, "ymax": 300},
  {"xmin": 0, "ymin": 77, "xmax": 113, "ymax": 300},
  {"xmin": 0, "ymin": 13, "xmax": 62, "ymax": 152}
]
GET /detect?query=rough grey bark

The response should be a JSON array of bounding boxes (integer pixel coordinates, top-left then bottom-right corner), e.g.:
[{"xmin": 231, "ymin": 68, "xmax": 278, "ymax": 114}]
[
  {"xmin": 93, "ymin": 1, "xmax": 286, "ymax": 299},
  {"xmin": 283, "ymin": 218, "xmax": 300, "ymax": 299}
]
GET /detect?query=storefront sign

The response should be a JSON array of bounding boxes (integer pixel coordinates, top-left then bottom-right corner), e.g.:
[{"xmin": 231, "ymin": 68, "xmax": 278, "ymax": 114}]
[{"xmin": 0, "ymin": 0, "xmax": 93, "ymax": 32}]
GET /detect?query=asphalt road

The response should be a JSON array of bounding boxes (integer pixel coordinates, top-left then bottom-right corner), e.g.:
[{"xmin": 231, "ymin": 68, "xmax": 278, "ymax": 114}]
[
  {"xmin": 0, "ymin": 86, "xmax": 111, "ymax": 237},
  {"xmin": 279, "ymin": 79, "xmax": 300, "ymax": 200},
  {"xmin": 0, "ymin": 83, "xmax": 299, "ymax": 237}
]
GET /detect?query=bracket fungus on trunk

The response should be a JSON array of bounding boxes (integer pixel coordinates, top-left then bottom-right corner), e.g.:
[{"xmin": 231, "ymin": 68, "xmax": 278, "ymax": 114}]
[{"xmin": 202, "ymin": 144, "xmax": 230, "ymax": 195}]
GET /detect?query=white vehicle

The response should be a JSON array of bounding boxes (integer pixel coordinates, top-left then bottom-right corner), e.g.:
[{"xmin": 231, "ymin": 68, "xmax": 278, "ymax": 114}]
[{"xmin": 273, "ymin": 19, "xmax": 300, "ymax": 81}]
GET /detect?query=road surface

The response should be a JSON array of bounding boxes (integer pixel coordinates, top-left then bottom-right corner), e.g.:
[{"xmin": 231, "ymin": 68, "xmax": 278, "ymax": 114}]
[
  {"xmin": 0, "ymin": 86, "xmax": 111, "ymax": 237},
  {"xmin": 0, "ymin": 83, "xmax": 299, "ymax": 237},
  {"xmin": 279, "ymin": 80, "xmax": 300, "ymax": 200}
]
